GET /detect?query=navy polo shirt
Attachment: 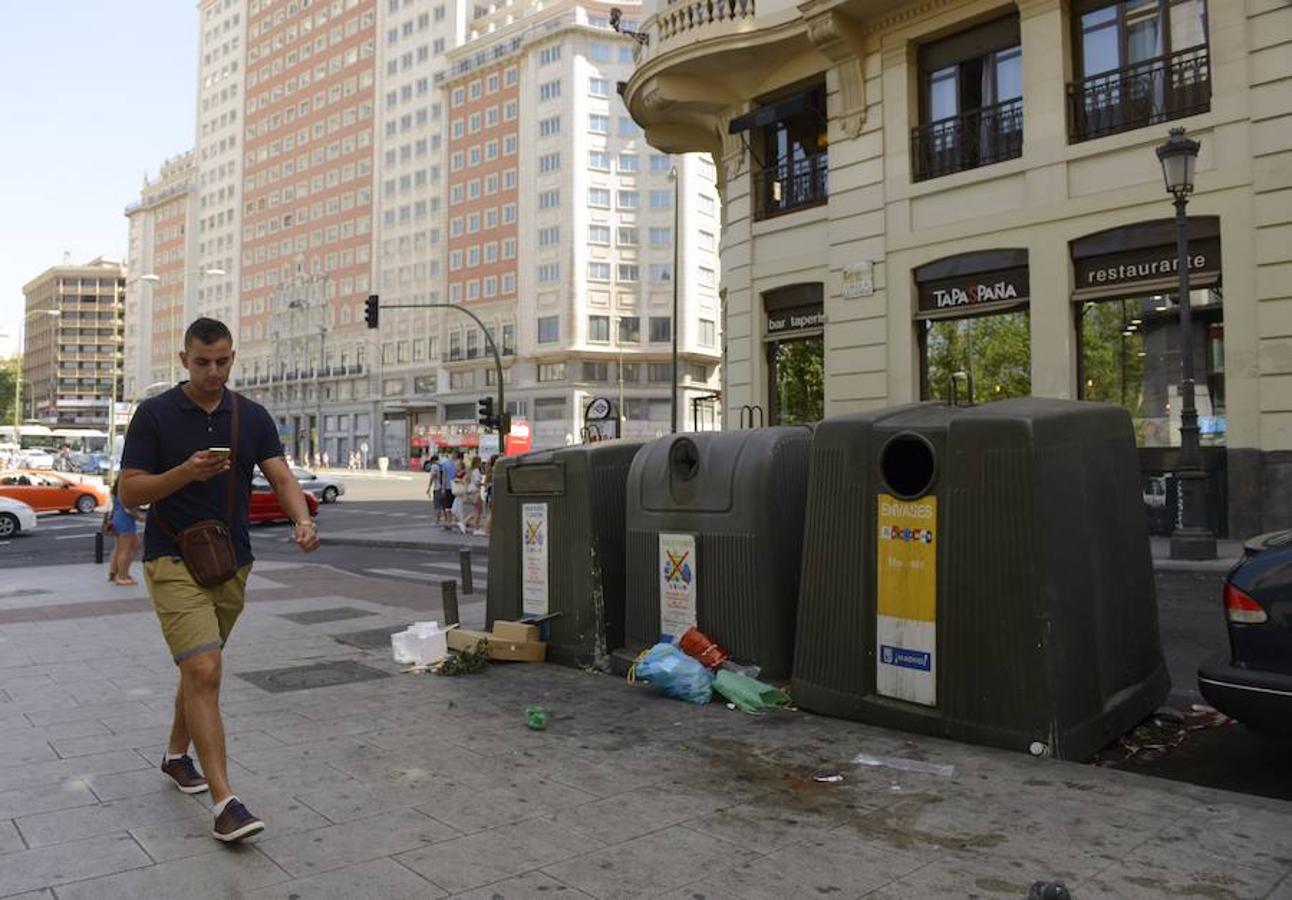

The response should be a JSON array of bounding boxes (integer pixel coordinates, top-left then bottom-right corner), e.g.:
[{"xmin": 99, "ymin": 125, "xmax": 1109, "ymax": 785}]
[{"xmin": 121, "ymin": 385, "xmax": 284, "ymax": 567}]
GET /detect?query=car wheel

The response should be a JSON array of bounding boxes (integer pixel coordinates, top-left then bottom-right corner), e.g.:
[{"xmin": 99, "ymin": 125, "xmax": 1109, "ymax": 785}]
[
  {"xmin": 75, "ymin": 494, "xmax": 98, "ymax": 514},
  {"xmin": 322, "ymin": 486, "xmax": 338, "ymax": 503},
  {"xmin": 0, "ymin": 513, "xmax": 17, "ymax": 537}
]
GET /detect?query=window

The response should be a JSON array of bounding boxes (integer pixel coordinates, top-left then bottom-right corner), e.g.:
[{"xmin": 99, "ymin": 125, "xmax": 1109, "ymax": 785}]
[
  {"xmin": 650, "ymin": 316, "xmax": 672, "ymax": 342},
  {"xmin": 539, "ymin": 188, "xmax": 560, "ymax": 209},
  {"xmin": 588, "ymin": 224, "xmax": 611, "ymax": 244},
  {"xmin": 539, "ymin": 79, "xmax": 561, "ymax": 101},
  {"xmin": 649, "ymin": 263, "xmax": 673, "ymax": 282},
  {"xmin": 587, "ymin": 315, "xmax": 611, "ymax": 342},
  {"xmin": 617, "ymin": 153, "xmax": 638, "ymax": 173},
  {"xmin": 538, "ymin": 262, "xmax": 561, "ymax": 283},
  {"xmin": 648, "ymin": 190, "xmax": 671, "ymax": 209},
  {"xmin": 538, "ymin": 225, "xmax": 560, "ymax": 246},
  {"xmin": 588, "ymin": 187, "xmax": 611, "ymax": 207},
  {"xmin": 620, "ymin": 363, "xmax": 641, "ymax": 383},
  {"xmin": 699, "ymin": 194, "xmax": 716, "ymax": 215},
  {"xmin": 537, "ymin": 316, "xmax": 559, "ymax": 343},
  {"xmin": 539, "ymin": 116, "xmax": 560, "ymax": 137},
  {"xmin": 617, "ymin": 264, "xmax": 639, "ymax": 282},
  {"xmin": 699, "ymin": 267, "xmax": 716, "ymax": 288},
  {"xmin": 582, "ymin": 362, "xmax": 609, "ymax": 382},
  {"xmin": 617, "ymin": 117, "xmax": 639, "ymax": 137},
  {"xmin": 617, "ymin": 190, "xmax": 639, "ymax": 209},
  {"xmin": 539, "ymin": 44, "xmax": 561, "ymax": 65},
  {"xmin": 589, "ymin": 150, "xmax": 610, "ymax": 170},
  {"xmin": 587, "ymin": 262, "xmax": 611, "ymax": 281},
  {"xmin": 588, "ymin": 41, "xmax": 612, "ymax": 62},
  {"xmin": 912, "ymin": 16, "xmax": 1024, "ymax": 180},
  {"xmin": 588, "ymin": 114, "xmax": 609, "ymax": 133},
  {"xmin": 588, "ymin": 77, "xmax": 609, "ymax": 97},
  {"xmin": 700, "ymin": 318, "xmax": 716, "ymax": 347},
  {"xmin": 746, "ymin": 83, "xmax": 829, "ymax": 218},
  {"xmin": 617, "ymin": 227, "xmax": 638, "ymax": 245},
  {"xmin": 538, "ymin": 362, "xmax": 566, "ymax": 382},
  {"xmin": 648, "ymin": 363, "xmax": 672, "ymax": 382},
  {"xmin": 1070, "ymin": 0, "xmax": 1210, "ymax": 142},
  {"xmin": 618, "ymin": 316, "xmax": 640, "ymax": 342},
  {"xmin": 534, "ymin": 397, "xmax": 567, "ymax": 420},
  {"xmin": 538, "ymin": 152, "xmax": 560, "ymax": 173},
  {"xmin": 650, "ymin": 153, "xmax": 671, "ymax": 172},
  {"xmin": 649, "ymin": 226, "xmax": 671, "ymax": 246}
]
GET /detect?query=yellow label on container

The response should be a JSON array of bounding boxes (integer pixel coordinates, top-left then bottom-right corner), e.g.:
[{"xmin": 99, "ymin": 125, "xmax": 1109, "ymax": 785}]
[{"xmin": 876, "ymin": 494, "xmax": 937, "ymax": 622}]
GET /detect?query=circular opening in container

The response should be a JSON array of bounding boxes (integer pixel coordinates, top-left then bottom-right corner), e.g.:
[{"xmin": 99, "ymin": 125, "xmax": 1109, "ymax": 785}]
[
  {"xmin": 669, "ymin": 438, "xmax": 700, "ymax": 481},
  {"xmin": 879, "ymin": 433, "xmax": 936, "ymax": 499}
]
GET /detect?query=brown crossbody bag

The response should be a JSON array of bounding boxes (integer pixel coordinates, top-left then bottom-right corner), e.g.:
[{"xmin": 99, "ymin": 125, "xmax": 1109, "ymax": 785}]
[{"xmin": 154, "ymin": 393, "xmax": 241, "ymax": 587}]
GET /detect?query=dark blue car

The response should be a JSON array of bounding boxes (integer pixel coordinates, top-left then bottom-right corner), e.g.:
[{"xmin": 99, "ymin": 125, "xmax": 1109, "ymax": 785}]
[{"xmin": 1198, "ymin": 529, "xmax": 1292, "ymax": 735}]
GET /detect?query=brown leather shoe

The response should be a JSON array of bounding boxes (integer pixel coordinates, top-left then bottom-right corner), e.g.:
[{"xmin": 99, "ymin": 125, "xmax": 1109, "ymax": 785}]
[
  {"xmin": 212, "ymin": 798, "xmax": 265, "ymax": 843},
  {"xmin": 160, "ymin": 755, "xmax": 209, "ymax": 794}
]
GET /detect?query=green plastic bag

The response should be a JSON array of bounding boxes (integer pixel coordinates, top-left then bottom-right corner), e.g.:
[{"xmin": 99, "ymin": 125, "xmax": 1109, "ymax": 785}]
[{"xmin": 712, "ymin": 669, "xmax": 791, "ymax": 714}]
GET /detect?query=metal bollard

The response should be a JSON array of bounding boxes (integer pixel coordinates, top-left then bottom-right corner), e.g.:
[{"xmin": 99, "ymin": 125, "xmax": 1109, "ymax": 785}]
[
  {"xmin": 441, "ymin": 579, "xmax": 460, "ymax": 626},
  {"xmin": 94, "ymin": 531, "xmax": 104, "ymax": 565},
  {"xmin": 459, "ymin": 548, "xmax": 474, "ymax": 596}
]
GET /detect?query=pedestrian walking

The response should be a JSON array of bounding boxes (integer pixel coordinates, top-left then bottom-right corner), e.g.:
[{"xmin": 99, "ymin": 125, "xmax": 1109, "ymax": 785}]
[
  {"xmin": 465, "ymin": 456, "xmax": 484, "ymax": 534},
  {"xmin": 439, "ymin": 452, "xmax": 458, "ymax": 528},
  {"xmin": 118, "ymin": 317, "xmax": 319, "ymax": 844},
  {"xmin": 426, "ymin": 454, "xmax": 442, "ymax": 512},
  {"xmin": 104, "ymin": 478, "xmax": 146, "ymax": 585},
  {"xmin": 321, "ymin": 450, "xmax": 329, "ymax": 470}
]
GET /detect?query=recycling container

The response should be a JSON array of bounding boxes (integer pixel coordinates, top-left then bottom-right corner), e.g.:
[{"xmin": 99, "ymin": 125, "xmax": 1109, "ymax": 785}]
[
  {"xmin": 619, "ymin": 427, "xmax": 813, "ymax": 680},
  {"xmin": 791, "ymin": 397, "xmax": 1169, "ymax": 760},
  {"xmin": 487, "ymin": 440, "xmax": 644, "ymax": 669}
]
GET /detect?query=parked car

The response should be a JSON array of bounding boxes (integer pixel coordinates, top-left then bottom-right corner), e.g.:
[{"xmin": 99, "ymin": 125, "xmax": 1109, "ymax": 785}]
[
  {"xmin": 0, "ymin": 470, "xmax": 109, "ymax": 514},
  {"xmin": 1197, "ymin": 529, "xmax": 1292, "ymax": 736},
  {"xmin": 18, "ymin": 450, "xmax": 55, "ymax": 470},
  {"xmin": 249, "ymin": 485, "xmax": 320, "ymax": 525},
  {"xmin": 0, "ymin": 497, "xmax": 38, "ymax": 537},
  {"xmin": 252, "ymin": 466, "xmax": 345, "ymax": 504},
  {"xmin": 67, "ymin": 452, "xmax": 112, "ymax": 475}
]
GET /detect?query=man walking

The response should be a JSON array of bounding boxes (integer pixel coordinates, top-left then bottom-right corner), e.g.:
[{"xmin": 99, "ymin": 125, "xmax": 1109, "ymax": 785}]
[{"xmin": 119, "ymin": 318, "xmax": 319, "ymax": 843}]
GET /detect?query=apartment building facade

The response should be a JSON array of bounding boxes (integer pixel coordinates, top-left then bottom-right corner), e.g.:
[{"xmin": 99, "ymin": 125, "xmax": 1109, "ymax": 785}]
[
  {"xmin": 432, "ymin": 0, "xmax": 722, "ymax": 452},
  {"xmin": 123, "ymin": 152, "xmax": 197, "ymax": 400},
  {"xmin": 622, "ymin": 0, "xmax": 1292, "ymax": 537},
  {"xmin": 20, "ymin": 259, "xmax": 126, "ymax": 428}
]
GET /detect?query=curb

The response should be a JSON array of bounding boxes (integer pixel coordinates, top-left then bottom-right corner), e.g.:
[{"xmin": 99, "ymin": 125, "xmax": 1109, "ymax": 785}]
[
  {"xmin": 1152, "ymin": 558, "xmax": 1239, "ymax": 574},
  {"xmin": 322, "ymin": 535, "xmax": 489, "ymax": 552}
]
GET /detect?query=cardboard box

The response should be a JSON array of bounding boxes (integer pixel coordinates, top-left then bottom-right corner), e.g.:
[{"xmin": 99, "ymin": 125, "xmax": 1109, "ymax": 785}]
[
  {"xmin": 493, "ymin": 620, "xmax": 541, "ymax": 642},
  {"xmin": 447, "ymin": 627, "xmax": 546, "ymax": 663}
]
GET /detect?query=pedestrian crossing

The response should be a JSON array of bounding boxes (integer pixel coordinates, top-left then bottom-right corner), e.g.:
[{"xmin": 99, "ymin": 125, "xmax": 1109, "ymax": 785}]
[{"xmin": 363, "ymin": 560, "xmax": 489, "ymax": 585}]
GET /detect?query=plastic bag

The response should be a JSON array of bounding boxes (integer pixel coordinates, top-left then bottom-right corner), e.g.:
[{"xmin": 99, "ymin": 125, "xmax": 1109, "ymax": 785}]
[
  {"xmin": 630, "ymin": 642, "xmax": 713, "ymax": 704},
  {"xmin": 712, "ymin": 669, "xmax": 791, "ymax": 714}
]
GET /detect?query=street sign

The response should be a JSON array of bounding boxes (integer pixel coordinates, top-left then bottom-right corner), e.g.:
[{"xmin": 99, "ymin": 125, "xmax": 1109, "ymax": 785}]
[{"xmin": 585, "ymin": 396, "xmax": 614, "ymax": 421}]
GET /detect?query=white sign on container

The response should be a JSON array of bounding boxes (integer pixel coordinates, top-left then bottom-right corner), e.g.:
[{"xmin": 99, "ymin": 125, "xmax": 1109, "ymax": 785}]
[
  {"xmin": 521, "ymin": 502, "xmax": 549, "ymax": 615},
  {"xmin": 658, "ymin": 532, "xmax": 697, "ymax": 641}
]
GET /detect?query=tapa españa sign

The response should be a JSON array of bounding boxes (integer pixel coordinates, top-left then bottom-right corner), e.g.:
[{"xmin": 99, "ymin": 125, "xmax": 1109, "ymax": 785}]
[{"xmin": 916, "ymin": 265, "xmax": 1029, "ymax": 315}]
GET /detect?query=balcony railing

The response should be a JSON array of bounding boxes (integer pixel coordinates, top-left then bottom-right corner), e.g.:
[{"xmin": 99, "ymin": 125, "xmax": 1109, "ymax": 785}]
[
  {"xmin": 754, "ymin": 151, "xmax": 828, "ymax": 220},
  {"xmin": 911, "ymin": 97, "xmax": 1024, "ymax": 182},
  {"xmin": 1068, "ymin": 46, "xmax": 1210, "ymax": 143},
  {"xmin": 655, "ymin": 0, "xmax": 756, "ymax": 46}
]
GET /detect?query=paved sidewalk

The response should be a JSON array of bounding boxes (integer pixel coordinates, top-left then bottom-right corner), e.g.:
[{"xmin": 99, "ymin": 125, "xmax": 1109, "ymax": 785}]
[{"xmin": 0, "ymin": 564, "xmax": 1288, "ymax": 898}]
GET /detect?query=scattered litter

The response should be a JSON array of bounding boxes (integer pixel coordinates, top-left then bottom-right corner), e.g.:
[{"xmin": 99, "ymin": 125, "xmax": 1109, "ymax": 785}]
[
  {"xmin": 726, "ymin": 703, "xmax": 737, "ymax": 711},
  {"xmin": 712, "ymin": 669, "xmax": 791, "ymax": 714},
  {"xmin": 1028, "ymin": 881, "xmax": 1072, "ymax": 899},
  {"xmin": 852, "ymin": 753, "xmax": 955, "ymax": 778},
  {"xmin": 525, "ymin": 705, "xmax": 549, "ymax": 731},
  {"xmin": 436, "ymin": 639, "xmax": 490, "ymax": 676},
  {"xmin": 1093, "ymin": 704, "xmax": 1235, "ymax": 765},
  {"xmin": 1028, "ymin": 741, "xmax": 1050, "ymax": 758},
  {"xmin": 813, "ymin": 773, "xmax": 844, "ymax": 784},
  {"xmin": 391, "ymin": 621, "xmax": 455, "ymax": 666},
  {"xmin": 677, "ymin": 626, "xmax": 729, "ymax": 669},
  {"xmin": 628, "ymin": 642, "xmax": 713, "ymax": 704},
  {"xmin": 446, "ymin": 621, "xmax": 546, "ymax": 662}
]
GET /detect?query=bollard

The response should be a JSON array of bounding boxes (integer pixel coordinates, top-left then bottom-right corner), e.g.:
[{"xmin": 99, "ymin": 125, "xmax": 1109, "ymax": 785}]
[
  {"xmin": 441, "ymin": 579, "xmax": 460, "ymax": 626},
  {"xmin": 94, "ymin": 531, "xmax": 104, "ymax": 565},
  {"xmin": 459, "ymin": 548, "xmax": 474, "ymax": 596}
]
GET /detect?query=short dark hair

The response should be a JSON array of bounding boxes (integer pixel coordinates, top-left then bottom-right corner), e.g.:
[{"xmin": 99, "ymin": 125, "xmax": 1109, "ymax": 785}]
[{"xmin": 184, "ymin": 317, "xmax": 233, "ymax": 349}]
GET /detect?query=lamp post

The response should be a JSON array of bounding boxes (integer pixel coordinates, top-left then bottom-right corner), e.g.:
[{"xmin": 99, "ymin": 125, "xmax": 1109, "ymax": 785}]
[
  {"xmin": 1156, "ymin": 127, "xmax": 1216, "ymax": 561},
  {"xmin": 13, "ymin": 309, "xmax": 62, "ymax": 432},
  {"xmin": 669, "ymin": 165, "xmax": 680, "ymax": 433}
]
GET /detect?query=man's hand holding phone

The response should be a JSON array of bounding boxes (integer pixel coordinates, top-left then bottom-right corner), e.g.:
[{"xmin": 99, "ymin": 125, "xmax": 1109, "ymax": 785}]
[{"xmin": 184, "ymin": 448, "xmax": 233, "ymax": 483}]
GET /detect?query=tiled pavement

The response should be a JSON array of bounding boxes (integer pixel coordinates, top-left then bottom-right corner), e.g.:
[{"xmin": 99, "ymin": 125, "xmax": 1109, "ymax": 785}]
[{"xmin": 0, "ymin": 563, "xmax": 1289, "ymax": 898}]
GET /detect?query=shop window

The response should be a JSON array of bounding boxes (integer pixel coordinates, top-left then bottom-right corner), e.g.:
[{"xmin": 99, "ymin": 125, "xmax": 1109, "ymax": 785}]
[
  {"xmin": 729, "ymin": 82, "xmax": 828, "ymax": 220},
  {"xmin": 1077, "ymin": 290, "xmax": 1224, "ymax": 446},
  {"xmin": 763, "ymin": 283, "xmax": 825, "ymax": 426},
  {"xmin": 1068, "ymin": 0, "xmax": 1210, "ymax": 142},
  {"xmin": 912, "ymin": 15, "xmax": 1023, "ymax": 182},
  {"xmin": 921, "ymin": 312, "xmax": 1031, "ymax": 403}
]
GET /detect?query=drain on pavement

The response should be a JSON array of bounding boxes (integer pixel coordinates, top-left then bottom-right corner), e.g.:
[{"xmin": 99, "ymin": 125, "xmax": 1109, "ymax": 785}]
[
  {"xmin": 279, "ymin": 607, "xmax": 378, "ymax": 625},
  {"xmin": 236, "ymin": 660, "xmax": 391, "ymax": 693},
  {"xmin": 331, "ymin": 626, "xmax": 405, "ymax": 651}
]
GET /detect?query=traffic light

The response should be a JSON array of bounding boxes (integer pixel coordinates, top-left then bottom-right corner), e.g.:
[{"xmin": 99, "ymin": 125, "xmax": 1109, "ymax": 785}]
[
  {"xmin": 364, "ymin": 294, "xmax": 380, "ymax": 329},
  {"xmin": 477, "ymin": 396, "xmax": 495, "ymax": 428}
]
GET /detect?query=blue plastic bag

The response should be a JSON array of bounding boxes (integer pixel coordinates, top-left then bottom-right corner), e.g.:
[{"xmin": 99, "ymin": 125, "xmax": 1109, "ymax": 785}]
[{"xmin": 631, "ymin": 642, "xmax": 713, "ymax": 704}]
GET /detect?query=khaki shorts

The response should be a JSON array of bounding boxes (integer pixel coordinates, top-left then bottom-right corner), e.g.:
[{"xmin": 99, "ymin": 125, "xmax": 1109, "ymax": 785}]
[{"xmin": 144, "ymin": 557, "xmax": 252, "ymax": 663}]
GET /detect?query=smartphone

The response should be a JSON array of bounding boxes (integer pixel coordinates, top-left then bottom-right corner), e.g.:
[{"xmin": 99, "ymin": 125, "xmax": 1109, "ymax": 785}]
[{"xmin": 206, "ymin": 447, "xmax": 232, "ymax": 461}]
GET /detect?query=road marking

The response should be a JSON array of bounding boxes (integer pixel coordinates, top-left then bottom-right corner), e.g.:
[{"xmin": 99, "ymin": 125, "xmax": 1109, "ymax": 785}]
[
  {"xmin": 55, "ymin": 534, "xmax": 94, "ymax": 541},
  {"xmin": 37, "ymin": 523, "xmax": 100, "ymax": 531},
  {"xmin": 364, "ymin": 567, "xmax": 436, "ymax": 581}
]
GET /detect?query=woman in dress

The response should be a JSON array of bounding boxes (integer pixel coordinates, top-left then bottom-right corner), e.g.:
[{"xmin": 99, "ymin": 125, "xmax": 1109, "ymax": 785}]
[{"xmin": 106, "ymin": 479, "xmax": 145, "ymax": 586}]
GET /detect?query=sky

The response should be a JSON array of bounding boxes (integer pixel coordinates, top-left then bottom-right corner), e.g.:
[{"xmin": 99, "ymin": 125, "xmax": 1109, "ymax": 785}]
[{"xmin": 0, "ymin": 2, "xmax": 197, "ymax": 356}]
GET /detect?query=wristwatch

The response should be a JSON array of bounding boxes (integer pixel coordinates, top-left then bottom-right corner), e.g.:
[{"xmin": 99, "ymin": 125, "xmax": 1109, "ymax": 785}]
[{"xmin": 293, "ymin": 519, "xmax": 318, "ymax": 530}]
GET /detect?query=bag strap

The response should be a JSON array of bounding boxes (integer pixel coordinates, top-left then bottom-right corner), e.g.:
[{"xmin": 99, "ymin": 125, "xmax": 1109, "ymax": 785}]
[{"xmin": 152, "ymin": 389, "xmax": 240, "ymax": 538}]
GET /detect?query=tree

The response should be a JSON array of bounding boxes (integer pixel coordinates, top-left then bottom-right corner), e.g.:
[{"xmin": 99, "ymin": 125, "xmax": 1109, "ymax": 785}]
[
  {"xmin": 0, "ymin": 357, "xmax": 17, "ymax": 426},
  {"xmin": 925, "ymin": 312, "xmax": 1031, "ymax": 404},
  {"xmin": 775, "ymin": 337, "xmax": 824, "ymax": 425}
]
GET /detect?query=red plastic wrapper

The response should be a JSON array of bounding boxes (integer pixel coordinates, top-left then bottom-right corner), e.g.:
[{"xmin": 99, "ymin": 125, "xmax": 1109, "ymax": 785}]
[{"xmin": 677, "ymin": 626, "xmax": 729, "ymax": 670}]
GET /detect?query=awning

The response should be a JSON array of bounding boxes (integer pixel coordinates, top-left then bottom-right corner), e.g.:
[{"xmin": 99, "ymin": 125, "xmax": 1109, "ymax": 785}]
[{"xmin": 728, "ymin": 91, "xmax": 820, "ymax": 134}]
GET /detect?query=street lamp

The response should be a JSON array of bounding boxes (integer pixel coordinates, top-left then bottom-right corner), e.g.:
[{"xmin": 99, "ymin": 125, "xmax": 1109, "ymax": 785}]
[
  {"xmin": 1156, "ymin": 127, "xmax": 1216, "ymax": 560},
  {"xmin": 12, "ymin": 309, "xmax": 62, "ymax": 432},
  {"xmin": 669, "ymin": 165, "xmax": 680, "ymax": 433}
]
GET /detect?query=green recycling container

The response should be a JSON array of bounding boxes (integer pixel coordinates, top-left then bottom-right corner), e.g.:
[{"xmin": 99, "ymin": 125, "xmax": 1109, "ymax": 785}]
[
  {"xmin": 486, "ymin": 440, "xmax": 644, "ymax": 669},
  {"xmin": 791, "ymin": 398, "xmax": 1169, "ymax": 760}
]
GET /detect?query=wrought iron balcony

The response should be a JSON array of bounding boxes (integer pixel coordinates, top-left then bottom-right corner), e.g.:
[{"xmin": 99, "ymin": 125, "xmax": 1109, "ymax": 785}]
[
  {"xmin": 911, "ymin": 98, "xmax": 1024, "ymax": 183},
  {"xmin": 753, "ymin": 151, "xmax": 828, "ymax": 221},
  {"xmin": 1068, "ymin": 46, "xmax": 1210, "ymax": 143}
]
